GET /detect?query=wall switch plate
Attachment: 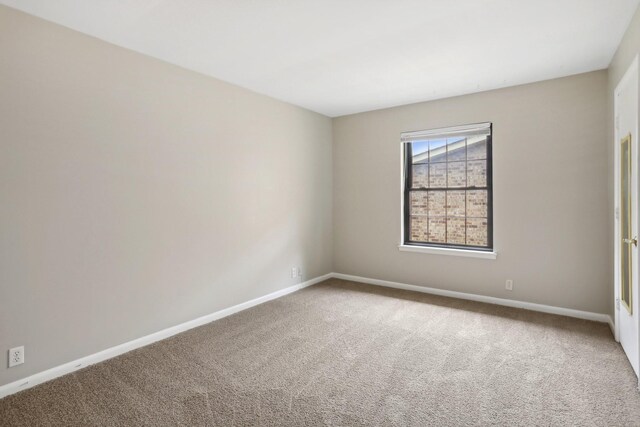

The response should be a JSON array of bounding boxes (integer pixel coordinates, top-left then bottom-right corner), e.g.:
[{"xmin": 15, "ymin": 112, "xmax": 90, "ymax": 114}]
[
  {"xmin": 9, "ymin": 346, "xmax": 24, "ymax": 368},
  {"xmin": 505, "ymin": 280, "xmax": 513, "ymax": 291}
]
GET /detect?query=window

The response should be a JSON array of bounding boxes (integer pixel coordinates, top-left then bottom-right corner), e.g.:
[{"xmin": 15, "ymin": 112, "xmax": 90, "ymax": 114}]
[{"xmin": 401, "ymin": 123, "xmax": 493, "ymax": 252}]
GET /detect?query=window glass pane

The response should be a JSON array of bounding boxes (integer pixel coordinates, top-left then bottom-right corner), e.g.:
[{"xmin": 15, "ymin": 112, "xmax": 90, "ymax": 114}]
[
  {"xmin": 446, "ymin": 217, "xmax": 466, "ymax": 244},
  {"xmin": 447, "ymin": 161, "xmax": 466, "ymax": 188},
  {"xmin": 411, "ymin": 141, "xmax": 429, "ymax": 167},
  {"xmin": 410, "ymin": 191, "xmax": 428, "ymax": 215},
  {"xmin": 467, "ymin": 136, "xmax": 487, "ymax": 160},
  {"xmin": 428, "ymin": 191, "xmax": 445, "ymax": 217},
  {"xmin": 466, "ymin": 218, "xmax": 488, "ymax": 246},
  {"xmin": 466, "ymin": 190, "xmax": 487, "ymax": 218},
  {"xmin": 428, "ymin": 139, "xmax": 447, "ymax": 163},
  {"xmin": 428, "ymin": 217, "xmax": 446, "ymax": 243},
  {"xmin": 446, "ymin": 137, "xmax": 466, "ymax": 161},
  {"xmin": 412, "ymin": 163, "xmax": 429, "ymax": 188},
  {"xmin": 411, "ymin": 140, "xmax": 430, "ymax": 157},
  {"xmin": 446, "ymin": 190, "xmax": 465, "ymax": 217},
  {"xmin": 467, "ymin": 160, "xmax": 486, "ymax": 187},
  {"xmin": 429, "ymin": 163, "xmax": 447, "ymax": 187},
  {"xmin": 410, "ymin": 215, "xmax": 429, "ymax": 242}
]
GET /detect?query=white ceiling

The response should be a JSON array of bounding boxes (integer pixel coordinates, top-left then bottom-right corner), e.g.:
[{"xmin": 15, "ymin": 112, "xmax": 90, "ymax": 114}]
[{"xmin": 2, "ymin": 0, "xmax": 639, "ymax": 117}]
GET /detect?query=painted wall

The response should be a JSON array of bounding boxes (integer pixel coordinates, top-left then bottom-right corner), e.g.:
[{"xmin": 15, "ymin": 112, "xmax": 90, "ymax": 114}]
[
  {"xmin": 333, "ymin": 71, "xmax": 609, "ymax": 314},
  {"xmin": 0, "ymin": 6, "xmax": 333, "ymax": 387},
  {"xmin": 607, "ymin": 3, "xmax": 640, "ymax": 317}
]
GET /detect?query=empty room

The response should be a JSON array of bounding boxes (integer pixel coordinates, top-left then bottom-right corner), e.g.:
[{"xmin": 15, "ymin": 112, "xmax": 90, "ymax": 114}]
[{"xmin": 2, "ymin": 1, "xmax": 640, "ymax": 425}]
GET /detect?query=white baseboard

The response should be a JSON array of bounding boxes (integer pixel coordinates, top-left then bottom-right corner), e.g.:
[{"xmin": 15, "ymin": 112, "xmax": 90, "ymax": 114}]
[
  {"xmin": 0, "ymin": 271, "xmax": 614, "ymax": 400},
  {"xmin": 331, "ymin": 273, "xmax": 612, "ymax": 324},
  {"xmin": 0, "ymin": 273, "xmax": 331, "ymax": 400},
  {"xmin": 607, "ymin": 316, "xmax": 616, "ymax": 336}
]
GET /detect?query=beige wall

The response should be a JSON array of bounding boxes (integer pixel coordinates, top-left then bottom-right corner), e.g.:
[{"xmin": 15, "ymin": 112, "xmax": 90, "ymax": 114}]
[
  {"xmin": 333, "ymin": 71, "xmax": 609, "ymax": 314},
  {"xmin": 0, "ymin": 6, "xmax": 332, "ymax": 387},
  {"xmin": 607, "ymin": 4, "xmax": 640, "ymax": 317}
]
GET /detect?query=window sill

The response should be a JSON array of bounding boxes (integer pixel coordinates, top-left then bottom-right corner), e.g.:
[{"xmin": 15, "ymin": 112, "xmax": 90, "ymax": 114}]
[{"xmin": 398, "ymin": 244, "xmax": 497, "ymax": 259}]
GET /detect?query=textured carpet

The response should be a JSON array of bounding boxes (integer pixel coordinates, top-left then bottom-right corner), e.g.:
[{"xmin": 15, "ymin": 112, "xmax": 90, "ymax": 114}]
[{"xmin": 1, "ymin": 278, "xmax": 639, "ymax": 426}]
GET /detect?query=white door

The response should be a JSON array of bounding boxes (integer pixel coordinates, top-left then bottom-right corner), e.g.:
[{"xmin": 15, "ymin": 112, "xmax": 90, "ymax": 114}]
[{"xmin": 615, "ymin": 55, "xmax": 640, "ymax": 378}]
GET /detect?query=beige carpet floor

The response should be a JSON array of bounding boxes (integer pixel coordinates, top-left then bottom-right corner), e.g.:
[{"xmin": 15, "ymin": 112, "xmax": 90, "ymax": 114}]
[{"xmin": 1, "ymin": 278, "xmax": 640, "ymax": 426}]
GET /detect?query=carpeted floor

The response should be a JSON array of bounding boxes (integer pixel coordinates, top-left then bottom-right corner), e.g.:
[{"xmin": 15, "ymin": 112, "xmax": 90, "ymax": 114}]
[{"xmin": 1, "ymin": 278, "xmax": 640, "ymax": 426}]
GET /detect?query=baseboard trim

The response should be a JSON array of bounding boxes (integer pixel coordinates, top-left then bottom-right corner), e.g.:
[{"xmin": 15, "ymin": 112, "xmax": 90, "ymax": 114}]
[
  {"xmin": 331, "ymin": 273, "xmax": 611, "ymax": 324},
  {"xmin": 607, "ymin": 315, "xmax": 616, "ymax": 336},
  {"xmin": 0, "ymin": 273, "xmax": 331, "ymax": 400},
  {"xmin": 0, "ymin": 271, "xmax": 613, "ymax": 399}
]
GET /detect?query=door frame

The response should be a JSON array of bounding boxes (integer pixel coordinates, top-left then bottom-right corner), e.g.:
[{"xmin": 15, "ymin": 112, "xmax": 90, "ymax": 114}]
[{"xmin": 614, "ymin": 54, "xmax": 640, "ymax": 379}]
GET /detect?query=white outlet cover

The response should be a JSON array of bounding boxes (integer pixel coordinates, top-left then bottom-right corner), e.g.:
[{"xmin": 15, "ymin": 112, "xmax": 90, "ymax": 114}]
[{"xmin": 9, "ymin": 346, "xmax": 24, "ymax": 368}]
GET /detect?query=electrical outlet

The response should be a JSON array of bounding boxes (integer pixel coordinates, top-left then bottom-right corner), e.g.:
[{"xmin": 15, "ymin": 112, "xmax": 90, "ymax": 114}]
[
  {"xmin": 9, "ymin": 346, "xmax": 24, "ymax": 368},
  {"xmin": 291, "ymin": 267, "xmax": 298, "ymax": 278},
  {"xmin": 505, "ymin": 279, "xmax": 513, "ymax": 291}
]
